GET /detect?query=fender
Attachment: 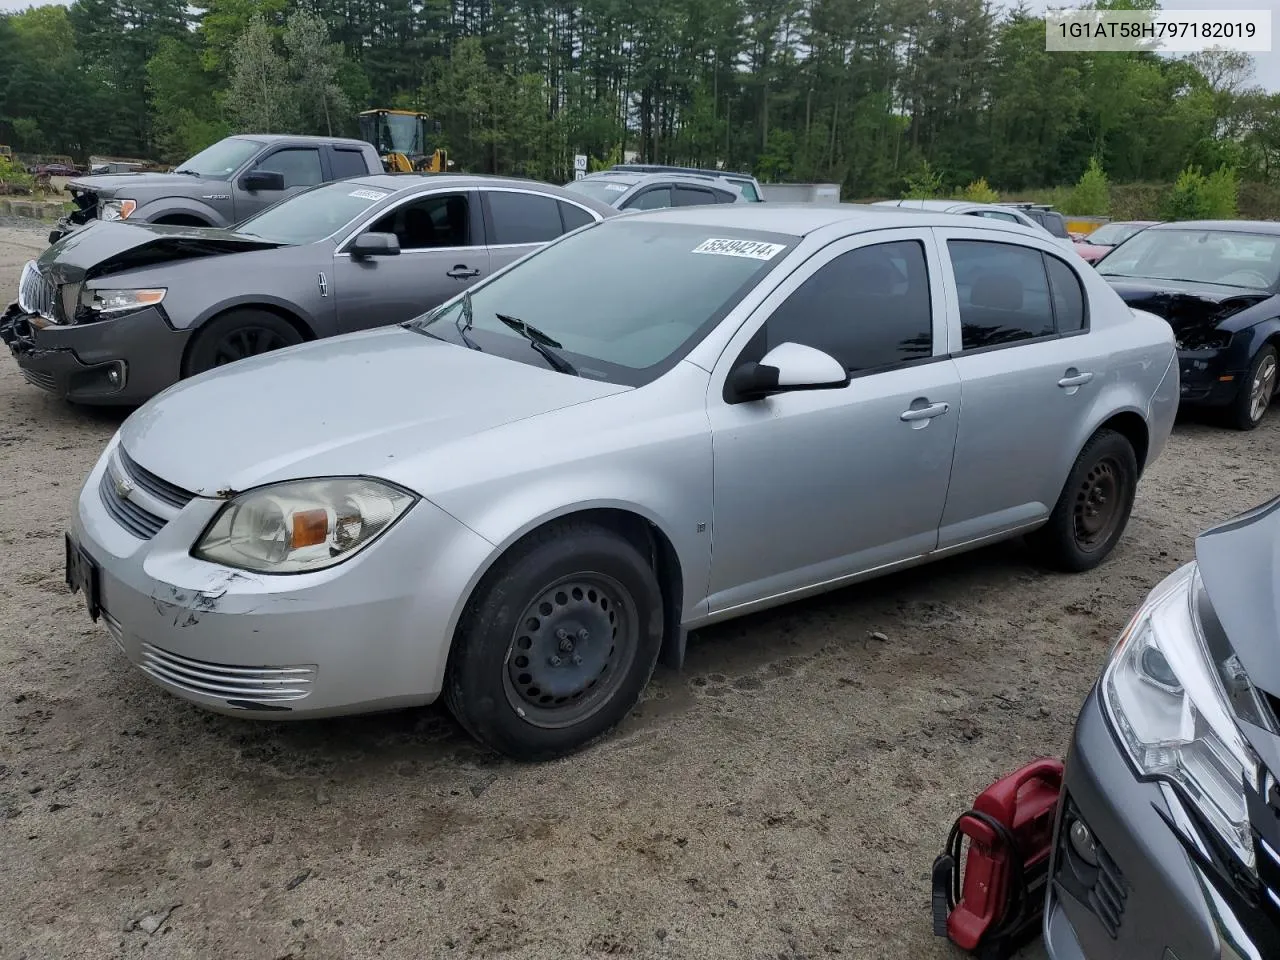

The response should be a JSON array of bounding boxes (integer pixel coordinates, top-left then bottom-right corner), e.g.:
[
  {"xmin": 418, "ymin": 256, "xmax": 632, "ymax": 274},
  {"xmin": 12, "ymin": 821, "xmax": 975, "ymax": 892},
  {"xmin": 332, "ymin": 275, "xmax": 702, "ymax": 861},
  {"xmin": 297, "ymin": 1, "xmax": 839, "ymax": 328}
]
[
  {"xmin": 131, "ymin": 197, "xmax": 226, "ymax": 227},
  {"xmin": 187, "ymin": 294, "xmax": 319, "ymax": 336},
  {"xmin": 1238, "ymin": 316, "xmax": 1280, "ymax": 367}
]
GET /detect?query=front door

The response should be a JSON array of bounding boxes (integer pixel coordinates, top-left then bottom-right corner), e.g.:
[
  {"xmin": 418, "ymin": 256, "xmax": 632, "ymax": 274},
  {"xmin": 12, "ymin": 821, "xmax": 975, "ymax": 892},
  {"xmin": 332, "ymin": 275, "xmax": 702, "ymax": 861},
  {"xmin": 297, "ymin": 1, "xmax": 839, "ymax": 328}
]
[
  {"xmin": 933, "ymin": 228, "xmax": 1106, "ymax": 547},
  {"xmin": 232, "ymin": 145, "xmax": 326, "ymax": 221},
  {"xmin": 330, "ymin": 189, "xmax": 490, "ymax": 333},
  {"xmin": 705, "ymin": 229, "xmax": 961, "ymax": 613}
]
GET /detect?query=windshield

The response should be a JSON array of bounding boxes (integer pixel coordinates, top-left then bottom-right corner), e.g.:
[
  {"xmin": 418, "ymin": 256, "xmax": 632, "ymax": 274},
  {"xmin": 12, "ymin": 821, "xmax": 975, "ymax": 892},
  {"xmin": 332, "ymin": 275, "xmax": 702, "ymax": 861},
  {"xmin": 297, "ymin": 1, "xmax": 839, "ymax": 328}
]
[
  {"xmin": 1098, "ymin": 229, "xmax": 1280, "ymax": 291},
  {"xmin": 416, "ymin": 219, "xmax": 796, "ymax": 385},
  {"xmin": 176, "ymin": 138, "xmax": 262, "ymax": 179},
  {"xmin": 563, "ymin": 178, "xmax": 634, "ymax": 204},
  {"xmin": 1087, "ymin": 222, "xmax": 1146, "ymax": 246},
  {"xmin": 236, "ymin": 181, "xmax": 394, "ymax": 244}
]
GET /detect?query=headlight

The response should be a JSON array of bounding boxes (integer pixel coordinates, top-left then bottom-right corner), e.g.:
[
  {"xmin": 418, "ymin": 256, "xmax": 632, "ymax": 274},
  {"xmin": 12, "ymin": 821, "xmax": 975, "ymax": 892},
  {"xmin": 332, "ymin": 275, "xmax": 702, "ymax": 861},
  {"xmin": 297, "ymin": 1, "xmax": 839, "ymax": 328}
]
[
  {"xmin": 1102, "ymin": 562, "xmax": 1263, "ymax": 870},
  {"xmin": 193, "ymin": 478, "xmax": 416, "ymax": 574},
  {"xmin": 86, "ymin": 288, "xmax": 166, "ymax": 315},
  {"xmin": 99, "ymin": 199, "xmax": 137, "ymax": 221}
]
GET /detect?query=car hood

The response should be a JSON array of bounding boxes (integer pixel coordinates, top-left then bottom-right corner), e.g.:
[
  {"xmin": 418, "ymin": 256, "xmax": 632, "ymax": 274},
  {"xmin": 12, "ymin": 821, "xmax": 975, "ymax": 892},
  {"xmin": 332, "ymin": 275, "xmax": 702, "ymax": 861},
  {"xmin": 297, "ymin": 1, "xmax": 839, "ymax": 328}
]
[
  {"xmin": 36, "ymin": 220, "xmax": 282, "ymax": 285},
  {"xmin": 1104, "ymin": 276, "xmax": 1276, "ymax": 339},
  {"xmin": 1075, "ymin": 242, "xmax": 1109, "ymax": 263},
  {"xmin": 67, "ymin": 172, "xmax": 217, "ymax": 198},
  {"xmin": 117, "ymin": 327, "xmax": 631, "ymax": 497}
]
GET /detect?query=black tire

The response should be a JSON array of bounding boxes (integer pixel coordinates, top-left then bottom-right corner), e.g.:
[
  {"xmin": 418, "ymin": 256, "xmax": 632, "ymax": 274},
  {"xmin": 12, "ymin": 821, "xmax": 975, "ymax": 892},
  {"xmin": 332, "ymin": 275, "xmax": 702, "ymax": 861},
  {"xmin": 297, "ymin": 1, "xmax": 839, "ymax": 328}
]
[
  {"xmin": 1227, "ymin": 344, "xmax": 1278, "ymax": 432},
  {"xmin": 444, "ymin": 519, "xmax": 664, "ymax": 760},
  {"xmin": 1026, "ymin": 429, "xmax": 1138, "ymax": 573},
  {"xmin": 184, "ymin": 309, "xmax": 304, "ymax": 377}
]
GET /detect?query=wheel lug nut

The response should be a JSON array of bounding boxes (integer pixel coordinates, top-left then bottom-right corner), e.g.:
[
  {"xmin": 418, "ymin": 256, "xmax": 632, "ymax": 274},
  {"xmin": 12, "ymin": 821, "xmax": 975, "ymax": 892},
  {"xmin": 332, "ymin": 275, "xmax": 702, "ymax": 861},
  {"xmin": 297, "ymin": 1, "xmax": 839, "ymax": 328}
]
[
  {"xmin": 556, "ymin": 628, "xmax": 569, "ymax": 641},
  {"xmin": 577, "ymin": 629, "xmax": 589, "ymax": 642},
  {"xmin": 548, "ymin": 655, "xmax": 562, "ymax": 666},
  {"xmin": 571, "ymin": 654, "xmax": 583, "ymax": 666}
]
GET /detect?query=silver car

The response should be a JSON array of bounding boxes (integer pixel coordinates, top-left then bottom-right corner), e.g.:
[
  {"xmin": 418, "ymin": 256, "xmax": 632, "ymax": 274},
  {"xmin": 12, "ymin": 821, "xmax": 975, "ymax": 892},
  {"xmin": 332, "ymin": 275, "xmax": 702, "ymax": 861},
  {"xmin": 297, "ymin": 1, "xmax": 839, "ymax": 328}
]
[
  {"xmin": 872, "ymin": 199, "xmax": 1080, "ymax": 255},
  {"xmin": 65, "ymin": 205, "xmax": 1179, "ymax": 759},
  {"xmin": 564, "ymin": 169, "xmax": 748, "ymax": 210}
]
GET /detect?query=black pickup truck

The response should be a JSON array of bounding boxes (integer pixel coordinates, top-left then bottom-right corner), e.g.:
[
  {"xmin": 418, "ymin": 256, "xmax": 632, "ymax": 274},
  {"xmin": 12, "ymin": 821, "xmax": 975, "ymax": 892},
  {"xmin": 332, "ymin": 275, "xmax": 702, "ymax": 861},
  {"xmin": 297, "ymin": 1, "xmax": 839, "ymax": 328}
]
[{"xmin": 50, "ymin": 134, "xmax": 384, "ymax": 244}]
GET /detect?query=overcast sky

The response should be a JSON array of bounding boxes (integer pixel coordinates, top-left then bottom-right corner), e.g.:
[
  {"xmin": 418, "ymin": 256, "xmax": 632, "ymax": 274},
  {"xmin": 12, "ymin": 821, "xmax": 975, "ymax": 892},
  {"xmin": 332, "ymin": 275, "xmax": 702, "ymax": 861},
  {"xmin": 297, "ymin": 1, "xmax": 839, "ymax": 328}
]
[{"xmin": 1, "ymin": 0, "xmax": 1276, "ymax": 89}]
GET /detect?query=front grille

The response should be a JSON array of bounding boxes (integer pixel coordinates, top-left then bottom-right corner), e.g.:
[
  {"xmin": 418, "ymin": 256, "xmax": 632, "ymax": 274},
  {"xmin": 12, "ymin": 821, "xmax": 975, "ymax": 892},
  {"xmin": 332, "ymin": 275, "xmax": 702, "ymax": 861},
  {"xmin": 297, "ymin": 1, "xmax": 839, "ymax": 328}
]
[
  {"xmin": 118, "ymin": 447, "xmax": 195, "ymax": 509},
  {"xmin": 17, "ymin": 261, "xmax": 56, "ymax": 320},
  {"xmin": 140, "ymin": 643, "xmax": 316, "ymax": 703},
  {"xmin": 99, "ymin": 473, "xmax": 166, "ymax": 538},
  {"xmin": 21, "ymin": 369, "xmax": 56, "ymax": 392}
]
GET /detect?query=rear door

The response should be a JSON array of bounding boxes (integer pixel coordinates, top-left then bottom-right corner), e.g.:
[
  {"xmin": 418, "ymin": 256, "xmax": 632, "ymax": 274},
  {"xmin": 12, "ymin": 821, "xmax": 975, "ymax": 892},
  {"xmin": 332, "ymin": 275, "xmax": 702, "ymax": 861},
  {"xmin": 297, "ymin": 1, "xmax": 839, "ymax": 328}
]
[
  {"xmin": 233, "ymin": 144, "xmax": 326, "ymax": 220},
  {"xmin": 330, "ymin": 188, "xmax": 489, "ymax": 332},
  {"xmin": 933, "ymin": 226, "xmax": 1104, "ymax": 548},
  {"xmin": 481, "ymin": 188, "xmax": 585, "ymax": 272}
]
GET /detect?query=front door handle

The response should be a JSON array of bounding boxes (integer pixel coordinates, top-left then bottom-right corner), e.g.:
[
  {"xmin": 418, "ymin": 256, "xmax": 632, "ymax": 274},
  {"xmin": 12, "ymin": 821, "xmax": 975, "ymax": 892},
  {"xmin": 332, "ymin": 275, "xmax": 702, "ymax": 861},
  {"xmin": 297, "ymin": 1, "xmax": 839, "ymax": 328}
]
[
  {"xmin": 900, "ymin": 401, "xmax": 950, "ymax": 422},
  {"xmin": 447, "ymin": 265, "xmax": 480, "ymax": 279},
  {"xmin": 1058, "ymin": 370, "xmax": 1094, "ymax": 388}
]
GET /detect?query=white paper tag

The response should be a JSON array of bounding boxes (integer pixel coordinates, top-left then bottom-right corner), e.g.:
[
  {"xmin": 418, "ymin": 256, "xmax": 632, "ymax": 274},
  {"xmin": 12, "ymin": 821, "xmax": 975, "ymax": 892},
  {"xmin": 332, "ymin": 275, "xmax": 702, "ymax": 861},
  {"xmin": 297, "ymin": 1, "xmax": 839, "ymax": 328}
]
[
  {"xmin": 604, "ymin": 183, "xmax": 627, "ymax": 192},
  {"xmin": 691, "ymin": 238, "xmax": 786, "ymax": 260},
  {"xmin": 348, "ymin": 188, "xmax": 390, "ymax": 201}
]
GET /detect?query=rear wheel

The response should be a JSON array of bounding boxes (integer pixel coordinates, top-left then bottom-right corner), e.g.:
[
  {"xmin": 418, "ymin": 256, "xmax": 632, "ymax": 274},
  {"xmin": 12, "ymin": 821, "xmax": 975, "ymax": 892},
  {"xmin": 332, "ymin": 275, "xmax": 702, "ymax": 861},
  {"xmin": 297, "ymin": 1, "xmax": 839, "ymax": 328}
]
[
  {"xmin": 1026, "ymin": 429, "xmax": 1138, "ymax": 572},
  {"xmin": 444, "ymin": 519, "xmax": 664, "ymax": 760},
  {"xmin": 1228, "ymin": 344, "xmax": 1277, "ymax": 431},
  {"xmin": 184, "ymin": 309, "xmax": 304, "ymax": 377}
]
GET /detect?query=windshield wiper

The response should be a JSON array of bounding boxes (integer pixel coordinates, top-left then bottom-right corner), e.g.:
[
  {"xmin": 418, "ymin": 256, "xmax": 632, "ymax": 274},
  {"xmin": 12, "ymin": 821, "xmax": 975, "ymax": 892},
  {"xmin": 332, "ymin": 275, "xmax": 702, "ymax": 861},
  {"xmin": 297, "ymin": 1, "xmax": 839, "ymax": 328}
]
[
  {"xmin": 495, "ymin": 313, "xmax": 578, "ymax": 376},
  {"xmin": 455, "ymin": 290, "xmax": 482, "ymax": 351},
  {"xmin": 172, "ymin": 169, "xmax": 202, "ymax": 176}
]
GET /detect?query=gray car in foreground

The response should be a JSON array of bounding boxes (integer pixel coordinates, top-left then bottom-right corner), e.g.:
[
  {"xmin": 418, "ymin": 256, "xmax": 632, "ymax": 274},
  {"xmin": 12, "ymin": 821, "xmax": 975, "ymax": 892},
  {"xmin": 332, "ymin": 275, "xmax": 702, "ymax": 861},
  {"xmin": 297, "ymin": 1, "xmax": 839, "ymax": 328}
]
[
  {"xmin": 1046, "ymin": 497, "xmax": 1280, "ymax": 959},
  {"xmin": 2, "ymin": 174, "xmax": 614, "ymax": 404},
  {"xmin": 64, "ymin": 205, "xmax": 1177, "ymax": 759}
]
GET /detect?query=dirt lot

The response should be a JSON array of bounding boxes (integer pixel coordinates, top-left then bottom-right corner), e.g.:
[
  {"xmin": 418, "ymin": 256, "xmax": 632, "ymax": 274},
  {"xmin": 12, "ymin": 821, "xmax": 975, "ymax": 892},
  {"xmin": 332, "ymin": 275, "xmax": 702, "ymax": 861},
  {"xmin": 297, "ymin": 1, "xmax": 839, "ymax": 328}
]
[{"xmin": 1, "ymin": 220, "xmax": 1276, "ymax": 960}]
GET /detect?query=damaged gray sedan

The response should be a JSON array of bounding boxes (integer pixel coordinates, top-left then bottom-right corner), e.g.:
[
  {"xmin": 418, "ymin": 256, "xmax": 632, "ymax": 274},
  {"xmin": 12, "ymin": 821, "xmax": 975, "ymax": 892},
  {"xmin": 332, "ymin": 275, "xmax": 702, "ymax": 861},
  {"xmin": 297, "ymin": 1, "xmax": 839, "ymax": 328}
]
[{"xmin": 1, "ymin": 174, "xmax": 613, "ymax": 404}]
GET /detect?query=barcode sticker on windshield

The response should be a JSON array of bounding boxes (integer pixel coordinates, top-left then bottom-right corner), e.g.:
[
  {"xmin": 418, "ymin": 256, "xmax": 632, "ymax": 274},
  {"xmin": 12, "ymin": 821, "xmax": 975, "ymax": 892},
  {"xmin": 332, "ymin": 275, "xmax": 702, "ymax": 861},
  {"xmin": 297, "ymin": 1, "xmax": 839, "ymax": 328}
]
[
  {"xmin": 604, "ymin": 183, "xmax": 627, "ymax": 192},
  {"xmin": 348, "ymin": 189, "xmax": 389, "ymax": 201},
  {"xmin": 692, "ymin": 238, "xmax": 786, "ymax": 260}
]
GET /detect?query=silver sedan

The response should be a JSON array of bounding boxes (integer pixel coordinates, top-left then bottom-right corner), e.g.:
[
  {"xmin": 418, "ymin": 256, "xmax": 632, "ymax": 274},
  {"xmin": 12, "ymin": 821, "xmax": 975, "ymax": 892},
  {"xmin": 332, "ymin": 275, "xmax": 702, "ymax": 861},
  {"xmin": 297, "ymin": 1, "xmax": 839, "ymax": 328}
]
[{"xmin": 65, "ymin": 205, "xmax": 1179, "ymax": 759}]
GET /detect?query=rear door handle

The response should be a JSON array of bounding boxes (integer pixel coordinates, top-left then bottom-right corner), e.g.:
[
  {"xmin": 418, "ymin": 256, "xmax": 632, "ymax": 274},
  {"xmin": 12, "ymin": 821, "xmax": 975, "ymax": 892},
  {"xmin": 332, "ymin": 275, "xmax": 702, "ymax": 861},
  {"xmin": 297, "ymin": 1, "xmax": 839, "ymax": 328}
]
[
  {"xmin": 900, "ymin": 401, "xmax": 950, "ymax": 422},
  {"xmin": 1058, "ymin": 371, "xmax": 1094, "ymax": 388},
  {"xmin": 447, "ymin": 265, "xmax": 480, "ymax": 279}
]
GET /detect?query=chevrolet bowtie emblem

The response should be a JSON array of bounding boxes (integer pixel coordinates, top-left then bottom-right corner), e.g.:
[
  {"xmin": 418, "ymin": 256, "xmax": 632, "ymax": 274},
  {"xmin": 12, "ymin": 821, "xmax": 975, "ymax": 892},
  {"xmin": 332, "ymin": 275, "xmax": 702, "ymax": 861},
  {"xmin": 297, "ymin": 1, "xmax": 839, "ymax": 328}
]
[{"xmin": 113, "ymin": 471, "xmax": 136, "ymax": 501}]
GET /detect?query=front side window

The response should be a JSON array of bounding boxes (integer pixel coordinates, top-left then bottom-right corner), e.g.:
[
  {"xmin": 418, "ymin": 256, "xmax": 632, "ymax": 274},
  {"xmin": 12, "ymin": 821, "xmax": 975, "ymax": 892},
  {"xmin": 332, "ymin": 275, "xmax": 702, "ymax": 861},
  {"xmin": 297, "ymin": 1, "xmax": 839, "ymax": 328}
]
[
  {"xmin": 368, "ymin": 192, "xmax": 471, "ymax": 249},
  {"xmin": 948, "ymin": 240, "xmax": 1055, "ymax": 350},
  {"xmin": 236, "ymin": 180, "xmax": 394, "ymax": 244},
  {"xmin": 760, "ymin": 240, "xmax": 934, "ymax": 374},
  {"xmin": 255, "ymin": 148, "xmax": 323, "ymax": 188},
  {"xmin": 415, "ymin": 220, "xmax": 796, "ymax": 385},
  {"xmin": 487, "ymin": 191, "xmax": 562, "ymax": 245}
]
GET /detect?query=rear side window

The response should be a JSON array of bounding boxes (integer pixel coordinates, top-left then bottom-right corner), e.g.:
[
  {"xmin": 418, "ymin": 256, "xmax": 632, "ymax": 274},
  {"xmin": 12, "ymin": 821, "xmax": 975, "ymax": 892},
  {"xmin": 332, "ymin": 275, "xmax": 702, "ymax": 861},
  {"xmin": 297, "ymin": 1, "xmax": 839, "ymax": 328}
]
[
  {"xmin": 625, "ymin": 187, "xmax": 672, "ymax": 210},
  {"xmin": 762, "ymin": 239, "xmax": 933, "ymax": 374},
  {"xmin": 1046, "ymin": 255, "xmax": 1086, "ymax": 333},
  {"xmin": 487, "ymin": 191, "xmax": 562, "ymax": 245},
  {"xmin": 1043, "ymin": 212, "xmax": 1070, "ymax": 238},
  {"xmin": 331, "ymin": 148, "xmax": 369, "ymax": 180},
  {"xmin": 674, "ymin": 186, "xmax": 719, "ymax": 207},
  {"xmin": 948, "ymin": 240, "xmax": 1055, "ymax": 349},
  {"xmin": 559, "ymin": 201, "xmax": 594, "ymax": 232}
]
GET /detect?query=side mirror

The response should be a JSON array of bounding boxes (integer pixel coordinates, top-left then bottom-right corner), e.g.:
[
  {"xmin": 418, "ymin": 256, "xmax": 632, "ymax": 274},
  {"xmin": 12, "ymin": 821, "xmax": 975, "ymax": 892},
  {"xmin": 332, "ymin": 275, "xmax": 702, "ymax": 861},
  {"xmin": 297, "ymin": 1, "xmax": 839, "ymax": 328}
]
[
  {"xmin": 350, "ymin": 232, "xmax": 401, "ymax": 258},
  {"xmin": 728, "ymin": 342, "xmax": 848, "ymax": 402},
  {"xmin": 240, "ymin": 170, "xmax": 285, "ymax": 192}
]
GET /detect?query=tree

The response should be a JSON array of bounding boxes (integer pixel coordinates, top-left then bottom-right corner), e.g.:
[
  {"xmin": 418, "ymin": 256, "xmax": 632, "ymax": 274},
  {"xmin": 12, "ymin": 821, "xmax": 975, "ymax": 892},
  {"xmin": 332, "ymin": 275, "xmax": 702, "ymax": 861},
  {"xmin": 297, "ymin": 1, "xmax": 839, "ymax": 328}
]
[
  {"xmin": 224, "ymin": 13, "xmax": 296, "ymax": 134},
  {"xmin": 1065, "ymin": 157, "xmax": 1109, "ymax": 216},
  {"xmin": 283, "ymin": 10, "xmax": 352, "ymax": 136}
]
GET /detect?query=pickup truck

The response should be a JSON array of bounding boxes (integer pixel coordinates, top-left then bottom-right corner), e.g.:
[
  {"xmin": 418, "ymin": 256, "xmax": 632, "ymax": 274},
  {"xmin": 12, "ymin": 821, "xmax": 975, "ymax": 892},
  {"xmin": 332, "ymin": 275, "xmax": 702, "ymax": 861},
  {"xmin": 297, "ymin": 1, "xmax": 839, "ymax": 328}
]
[{"xmin": 49, "ymin": 134, "xmax": 384, "ymax": 244}]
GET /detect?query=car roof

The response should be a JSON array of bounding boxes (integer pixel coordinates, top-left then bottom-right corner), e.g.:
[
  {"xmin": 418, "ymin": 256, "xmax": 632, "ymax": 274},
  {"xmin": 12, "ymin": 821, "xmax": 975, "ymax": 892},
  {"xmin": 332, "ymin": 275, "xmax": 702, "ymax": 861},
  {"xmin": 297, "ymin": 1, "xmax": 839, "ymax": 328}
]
[
  {"xmin": 333, "ymin": 173, "xmax": 619, "ymax": 215},
  {"xmin": 1146, "ymin": 220, "xmax": 1280, "ymax": 235},
  {"xmin": 577, "ymin": 170, "xmax": 739, "ymax": 189},
  {"xmin": 233, "ymin": 134, "xmax": 373, "ymax": 147},
  {"xmin": 616, "ymin": 202, "xmax": 1050, "ymax": 237}
]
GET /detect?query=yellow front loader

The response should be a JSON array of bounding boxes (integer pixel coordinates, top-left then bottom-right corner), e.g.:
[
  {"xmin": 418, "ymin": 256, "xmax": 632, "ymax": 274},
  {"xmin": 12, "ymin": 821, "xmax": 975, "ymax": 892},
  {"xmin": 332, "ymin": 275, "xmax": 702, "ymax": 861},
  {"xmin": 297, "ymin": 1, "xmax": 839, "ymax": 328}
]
[{"xmin": 358, "ymin": 109, "xmax": 451, "ymax": 174}]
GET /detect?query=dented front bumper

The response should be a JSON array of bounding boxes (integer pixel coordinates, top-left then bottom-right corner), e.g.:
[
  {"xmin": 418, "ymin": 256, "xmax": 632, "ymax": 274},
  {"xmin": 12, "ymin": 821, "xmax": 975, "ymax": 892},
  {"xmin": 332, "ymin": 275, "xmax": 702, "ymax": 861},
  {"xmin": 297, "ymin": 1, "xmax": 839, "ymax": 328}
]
[{"xmin": 1, "ymin": 300, "xmax": 187, "ymax": 405}]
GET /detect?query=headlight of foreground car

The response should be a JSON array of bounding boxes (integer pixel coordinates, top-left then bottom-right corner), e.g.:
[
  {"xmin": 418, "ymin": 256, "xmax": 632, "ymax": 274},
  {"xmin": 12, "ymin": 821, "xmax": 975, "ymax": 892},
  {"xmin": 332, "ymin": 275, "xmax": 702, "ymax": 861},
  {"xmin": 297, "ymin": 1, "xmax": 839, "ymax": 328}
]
[
  {"xmin": 83, "ymin": 288, "xmax": 166, "ymax": 316},
  {"xmin": 99, "ymin": 199, "xmax": 137, "ymax": 221},
  {"xmin": 1102, "ymin": 562, "xmax": 1267, "ymax": 870},
  {"xmin": 193, "ymin": 478, "xmax": 417, "ymax": 574}
]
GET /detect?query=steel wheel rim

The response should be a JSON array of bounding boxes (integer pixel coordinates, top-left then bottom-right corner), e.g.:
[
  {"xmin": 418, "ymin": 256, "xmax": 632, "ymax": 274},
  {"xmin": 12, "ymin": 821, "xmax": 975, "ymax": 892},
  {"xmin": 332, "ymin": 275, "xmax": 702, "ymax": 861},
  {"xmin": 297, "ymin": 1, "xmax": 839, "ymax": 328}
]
[
  {"xmin": 1250, "ymin": 355, "xmax": 1277, "ymax": 423},
  {"xmin": 1073, "ymin": 456, "xmax": 1125, "ymax": 551},
  {"xmin": 212, "ymin": 326, "xmax": 290, "ymax": 367},
  {"xmin": 501, "ymin": 572, "xmax": 638, "ymax": 729}
]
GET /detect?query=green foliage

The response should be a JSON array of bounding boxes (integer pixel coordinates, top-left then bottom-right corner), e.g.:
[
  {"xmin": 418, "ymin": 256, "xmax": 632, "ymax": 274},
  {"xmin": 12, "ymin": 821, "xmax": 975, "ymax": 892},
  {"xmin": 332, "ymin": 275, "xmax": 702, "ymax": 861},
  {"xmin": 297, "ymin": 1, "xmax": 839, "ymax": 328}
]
[
  {"xmin": 902, "ymin": 160, "xmax": 944, "ymax": 199},
  {"xmin": 0, "ymin": 155, "xmax": 34, "ymax": 192},
  {"xmin": 1163, "ymin": 165, "xmax": 1240, "ymax": 221},
  {"xmin": 1064, "ymin": 157, "xmax": 1110, "ymax": 216},
  {"xmin": 958, "ymin": 178, "xmax": 999, "ymax": 203}
]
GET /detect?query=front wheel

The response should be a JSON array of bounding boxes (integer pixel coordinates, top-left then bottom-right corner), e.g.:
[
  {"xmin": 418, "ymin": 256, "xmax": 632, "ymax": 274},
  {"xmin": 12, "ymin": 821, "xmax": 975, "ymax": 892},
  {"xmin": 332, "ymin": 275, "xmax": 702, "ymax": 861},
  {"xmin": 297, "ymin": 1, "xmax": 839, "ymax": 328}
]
[
  {"xmin": 1026, "ymin": 429, "xmax": 1138, "ymax": 572},
  {"xmin": 1228, "ymin": 344, "xmax": 1277, "ymax": 431},
  {"xmin": 183, "ymin": 309, "xmax": 304, "ymax": 377},
  {"xmin": 444, "ymin": 520, "xmax": 664, "ymax": 760}
]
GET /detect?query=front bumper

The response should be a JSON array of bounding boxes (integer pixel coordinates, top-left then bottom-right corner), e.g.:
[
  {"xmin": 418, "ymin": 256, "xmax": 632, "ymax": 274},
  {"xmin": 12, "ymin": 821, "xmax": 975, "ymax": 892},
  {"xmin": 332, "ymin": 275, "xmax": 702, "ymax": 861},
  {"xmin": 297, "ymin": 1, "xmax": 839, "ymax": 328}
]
[
  {"xmin": 68, "ymin": 438, "xmax": 495, "ymax": 718},
  {"xmin": 1176, "ymin": 346, "xmax": 1244, "ymax": 407},
  {"xmin": 1, "ymin": 301, "xmax": 188, "ymax": 405},
  {"xmin": 1045, "ymin": 688, "xmax": 1275, "ymax": 959}
]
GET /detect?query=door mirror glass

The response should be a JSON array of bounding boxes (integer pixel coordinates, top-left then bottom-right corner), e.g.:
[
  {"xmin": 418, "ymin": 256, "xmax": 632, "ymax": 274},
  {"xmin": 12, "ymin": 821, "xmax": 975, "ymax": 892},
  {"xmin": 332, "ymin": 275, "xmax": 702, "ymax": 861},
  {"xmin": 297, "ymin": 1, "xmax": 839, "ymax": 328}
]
[
  {"xmin": 350, "ymin": 232, "xmax": 401, "ymax": 258},
  {"xmin": 240, "ymin": 170, "xmax": 285, "ymax": 192},
  {"xmin": 728, "ymin": 342, "xmax": 848, "ymax": 402}
]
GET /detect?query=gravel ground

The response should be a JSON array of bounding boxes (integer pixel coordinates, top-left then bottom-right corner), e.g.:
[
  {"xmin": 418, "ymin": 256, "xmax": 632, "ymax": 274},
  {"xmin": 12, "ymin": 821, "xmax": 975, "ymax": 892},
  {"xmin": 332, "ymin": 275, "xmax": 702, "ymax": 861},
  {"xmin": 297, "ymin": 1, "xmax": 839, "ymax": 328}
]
[{"xmin": 2, "ymin": 219, "xmax": 1276, "ymax": 960}]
